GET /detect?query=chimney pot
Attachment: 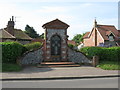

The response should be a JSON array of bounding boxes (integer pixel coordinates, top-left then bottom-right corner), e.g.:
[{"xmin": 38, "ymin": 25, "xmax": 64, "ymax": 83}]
[
  {"xmin": 94, "ymin": 19, "xmax": 97, "ymax": 27},
  {"xmin": 12, "ymin": 16, "xmax": 14, "ymax": 21}
]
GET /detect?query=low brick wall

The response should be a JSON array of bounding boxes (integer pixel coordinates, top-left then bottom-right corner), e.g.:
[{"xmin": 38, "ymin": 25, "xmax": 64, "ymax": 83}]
[
  {"xmin": 18, "ymin": 47, "xmax": 44, "ymax": 65},
  {"xmin": 68, "ymin": 48, "xmax": 92, "ymax": 64}
]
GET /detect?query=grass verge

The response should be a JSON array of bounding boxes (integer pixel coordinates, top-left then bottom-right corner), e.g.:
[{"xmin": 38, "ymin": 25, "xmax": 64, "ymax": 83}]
[
  {"xmin": 2, "ymin": 63, "xmax": 22, "ymax": 72},
  {"xmin": 97, "ymin": 61, "xmax": 120, "ymax": 70}
]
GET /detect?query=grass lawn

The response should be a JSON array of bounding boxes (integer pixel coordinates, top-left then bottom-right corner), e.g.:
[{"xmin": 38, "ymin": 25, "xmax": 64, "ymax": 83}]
[
  {"xmin": 2, "ymin": 63, "xmax": 22, "ymax": 72},
  {"xmin": 97, "ymin": 61, "xmax": 120, "ymax": 70}
]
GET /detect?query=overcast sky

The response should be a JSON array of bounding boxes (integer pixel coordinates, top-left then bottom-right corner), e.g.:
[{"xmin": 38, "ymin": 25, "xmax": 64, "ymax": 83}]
[{"xmin": 0, "ymin": 0, "xmax": 119, "ymax": 39}]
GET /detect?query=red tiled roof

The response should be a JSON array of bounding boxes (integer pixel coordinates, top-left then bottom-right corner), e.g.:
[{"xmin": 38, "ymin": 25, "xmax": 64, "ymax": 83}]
[
  {"xmin": 97, "ymin": 25, "xmax": 119, "ymax": 40},
  {"xmin": 83, "ymin": 24, "xmax": 119, "ymax": 41},
  {"xmin": 42, "ymin": 19, "xmax": 69, "ymax": 29},
  {"xmin": 67, "ymin": 40, "xmax": 76, "ymax": 45},
  {"xmin": 106, "ymin": 31, "xmax": 112, "ymax": 36},
  {"xmin": 31, "ymin": 38, "xmax": 45, "ymax": 43},
  {"xmin": 83, "ymin": 32, "xmax": 90, "ymax": 38}
]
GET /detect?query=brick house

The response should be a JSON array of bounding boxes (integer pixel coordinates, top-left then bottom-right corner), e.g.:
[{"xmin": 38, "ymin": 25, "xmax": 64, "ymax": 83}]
[
  {"xmin": 0, "ymin": 16, "xmax": 32, "ymax": 44},
  {"xmin": 83, "ymin": 19, "xmax": 120, "ymax": 47}
]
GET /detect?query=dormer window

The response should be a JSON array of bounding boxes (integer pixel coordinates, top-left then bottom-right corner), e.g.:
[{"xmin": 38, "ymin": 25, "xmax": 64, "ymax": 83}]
[
  {"xmin": 108, "ymin": 33, "xmax": 114, "ymax": 41},
  {"xmin": 109, "ymin": 36, "xmax": 114, "ymax": 41}
]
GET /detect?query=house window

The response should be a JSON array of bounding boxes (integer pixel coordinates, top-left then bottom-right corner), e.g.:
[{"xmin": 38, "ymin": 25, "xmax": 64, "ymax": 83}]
[{"xmin": 109, "ymin": 36, "xmax": 114, "ymax": 41}]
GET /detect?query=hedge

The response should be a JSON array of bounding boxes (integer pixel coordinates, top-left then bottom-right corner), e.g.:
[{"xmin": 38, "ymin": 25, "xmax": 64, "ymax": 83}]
[
  {"xmin": 80, "ymin": 46, "xmax": 120, "ymax": 61},
  {"xmin": 1, "ymin": 41, "xmax": 43, "ymax": 64},
  {"xmin": 24, "ymin": 42, "xmax": 42, "ymax": 51},
  {"xmin": 101, "ymin": 47, "xmax": 119, "ymax": 61},
  {"xmin": 80, "ymin": 47, "xmax": 102, "ymax": 58},
  {"xmin": 1, "ymin": 42, "xmax": 26, "ymax": 63}
]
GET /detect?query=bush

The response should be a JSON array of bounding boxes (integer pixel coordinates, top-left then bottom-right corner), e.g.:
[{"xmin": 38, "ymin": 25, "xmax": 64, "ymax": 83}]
[
  {"xmin": 1, "ymin": 42, "xmax": 26, "ymax": 63},
  {"xmin": 80, "ymin": 46, "xmax": 120, "ymax": 61},
  {"xmin": 24, "ymin": 42, "xmax": 42, "ymax": 51},
  {"xmin": 68, "ymin": 44, "xmax": 75, "ymax": 49}
]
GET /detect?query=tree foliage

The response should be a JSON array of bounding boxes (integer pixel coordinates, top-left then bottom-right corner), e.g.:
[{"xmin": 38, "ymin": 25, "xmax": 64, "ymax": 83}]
[
  {"xmin": 72, "ymin": 33, "xmax": 85, "ymax": 44},
  {"xmin": 24, "ymin": 25, "xmax": 39, "ymax": 38},
  {"xmin": 39, "ymin": 33, "xmax": 44, "ymax": 39}
]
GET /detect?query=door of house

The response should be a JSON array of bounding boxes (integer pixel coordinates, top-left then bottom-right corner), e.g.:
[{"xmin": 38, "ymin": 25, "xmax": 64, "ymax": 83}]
[{"xmin": 51, "ymin": 35, "xmax": 61, "ymax": 62}]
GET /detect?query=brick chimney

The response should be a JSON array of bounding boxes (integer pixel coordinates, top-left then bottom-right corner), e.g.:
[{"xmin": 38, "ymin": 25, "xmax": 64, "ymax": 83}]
[{"xmin": 6, "ymin": 16, "xmax": 15, "ymax": 36}]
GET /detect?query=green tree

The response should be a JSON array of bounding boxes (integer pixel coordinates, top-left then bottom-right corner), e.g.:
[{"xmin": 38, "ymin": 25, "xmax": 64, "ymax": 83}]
[
  {"xmin": 24, "ymin": 25, "xmax": 39, "ymax": 38},
  {"xmin": 72, "ymin": 33, "xmax": 85, "ymax": 44},
  {"xmin": 39, "ymin": 33, "xmax": 44, "ymax": 39}
]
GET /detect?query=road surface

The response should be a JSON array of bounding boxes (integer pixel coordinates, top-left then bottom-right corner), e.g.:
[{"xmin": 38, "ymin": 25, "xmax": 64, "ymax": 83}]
[{"xmin": 2, "ymin": 77, "xmax": 119, "ymax": 88}]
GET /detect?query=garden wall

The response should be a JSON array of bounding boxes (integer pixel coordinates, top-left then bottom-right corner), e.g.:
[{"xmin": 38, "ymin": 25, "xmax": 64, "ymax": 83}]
[
  {"xmin": 68, "ymin": 48, "xmax": 92, "ymax": 64},
  {"xmin": 18, "ymin": 47, "xmax": 44, "ymax": 65}
]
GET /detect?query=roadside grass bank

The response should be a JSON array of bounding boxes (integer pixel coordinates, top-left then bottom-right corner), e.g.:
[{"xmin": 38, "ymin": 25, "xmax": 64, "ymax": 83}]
[
  {"xmin": 2, "ymin": 63, "xmax": 22, "ymax": 72},
  {"xmin": 97, "ymin": 61, "xmax": 120, "ymax": 70}
]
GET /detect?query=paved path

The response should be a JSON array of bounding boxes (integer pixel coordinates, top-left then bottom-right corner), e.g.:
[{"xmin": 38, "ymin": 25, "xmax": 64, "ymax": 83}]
[
  {"xmin": 1, "ymin": 66, "xmax": 119, "ymax": 79},
  {"xmin": 2, "ymin": 66, "xmax": 118, "ymax": 79}
]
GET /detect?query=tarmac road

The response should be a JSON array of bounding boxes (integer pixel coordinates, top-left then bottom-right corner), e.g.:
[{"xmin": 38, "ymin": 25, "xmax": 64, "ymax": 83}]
[{"xmin": 2, "ymin": 77, "xmax": 119, "ymax": 88}]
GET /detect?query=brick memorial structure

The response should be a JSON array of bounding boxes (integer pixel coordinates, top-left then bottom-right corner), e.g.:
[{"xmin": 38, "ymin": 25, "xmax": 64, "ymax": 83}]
[
  {"xmin": 20, "ymin": 19, "xmax": 91, "ymax": 65},
  {"xmin": 42, "ymin": 19, "xmax": 69, "ymax": 62}
]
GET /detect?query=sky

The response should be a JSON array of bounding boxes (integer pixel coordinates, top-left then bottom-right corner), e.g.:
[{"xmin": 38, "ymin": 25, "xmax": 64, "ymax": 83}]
[{"xmin": 0, "ymin": 0, "xmax": 119, "ymax": 39}]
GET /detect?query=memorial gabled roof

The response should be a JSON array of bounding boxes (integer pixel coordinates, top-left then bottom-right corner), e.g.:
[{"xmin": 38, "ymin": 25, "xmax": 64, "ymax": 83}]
[{"xmin": 42, "ymin": 19, "xmax": 69, "ymax": 29}]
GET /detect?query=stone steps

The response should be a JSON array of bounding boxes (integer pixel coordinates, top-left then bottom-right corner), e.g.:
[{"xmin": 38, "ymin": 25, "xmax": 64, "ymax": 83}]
[
  {"xmin": 41, "ymin": 62, "xmax": 75, "ymax": 65},
  {"xmin": 37, "ymin": 62, "xmax": 80, "ymax": 68},
  {"xmin": 37, "ymin": 64, "xmax": 80, "ymax": 68}
]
